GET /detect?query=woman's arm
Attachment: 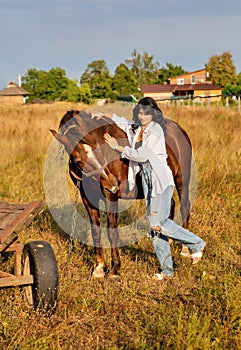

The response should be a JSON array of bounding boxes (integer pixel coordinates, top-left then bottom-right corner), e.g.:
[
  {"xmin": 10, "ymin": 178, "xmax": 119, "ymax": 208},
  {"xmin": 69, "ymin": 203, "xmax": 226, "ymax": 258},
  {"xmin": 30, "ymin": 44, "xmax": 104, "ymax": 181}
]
[
  {"xmin": 103, "ymin": 133, "xmax": 124, "ymax": 153},
  {"xmin": 104, "ymin": 133, "xmax": 149, "ymax": 162}
]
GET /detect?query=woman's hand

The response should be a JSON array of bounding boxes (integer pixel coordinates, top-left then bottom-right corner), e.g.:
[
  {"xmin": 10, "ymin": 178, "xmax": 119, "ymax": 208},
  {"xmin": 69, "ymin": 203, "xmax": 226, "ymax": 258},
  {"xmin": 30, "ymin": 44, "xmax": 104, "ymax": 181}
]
[
  {"xmin": 103, "ymin": 133, "xmax": 119, "ymax": 149},
  {"xmin": 91, "ymin": 112, "xmax": 105, "ymax": 120},
  {"xmin": 103, "ymin": 133, "xmax": 124, "ymax": 153}
]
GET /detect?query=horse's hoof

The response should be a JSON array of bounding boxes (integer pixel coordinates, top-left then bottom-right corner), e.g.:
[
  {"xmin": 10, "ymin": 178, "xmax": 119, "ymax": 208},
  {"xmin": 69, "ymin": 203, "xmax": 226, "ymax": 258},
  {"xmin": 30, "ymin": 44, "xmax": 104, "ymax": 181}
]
[
  {"xmin": 180, "ymin": 245, "xmax": 192, "ymax": 258},
  {"xmin": 92, "ymin": 264, "xmax": 105, "ymax": 279},
  {"xmin": 92, "ymin": 272, "xmax": 105, "ymax": 279}
]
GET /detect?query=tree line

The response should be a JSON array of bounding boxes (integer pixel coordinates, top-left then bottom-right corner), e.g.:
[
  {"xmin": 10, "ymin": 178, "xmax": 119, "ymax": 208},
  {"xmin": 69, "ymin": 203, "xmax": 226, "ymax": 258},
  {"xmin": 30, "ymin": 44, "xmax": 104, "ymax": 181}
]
[{"xmin": 21, "ymin": 50, "xmax": 241, "ymax": 104}]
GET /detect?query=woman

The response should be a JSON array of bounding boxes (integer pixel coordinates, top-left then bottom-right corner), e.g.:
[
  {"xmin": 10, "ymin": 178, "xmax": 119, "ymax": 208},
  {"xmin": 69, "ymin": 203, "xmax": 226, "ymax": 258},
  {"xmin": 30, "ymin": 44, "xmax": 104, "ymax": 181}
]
[{"xmin": 104, "ymin": 97, "xmax": 206, "ymax": 280}]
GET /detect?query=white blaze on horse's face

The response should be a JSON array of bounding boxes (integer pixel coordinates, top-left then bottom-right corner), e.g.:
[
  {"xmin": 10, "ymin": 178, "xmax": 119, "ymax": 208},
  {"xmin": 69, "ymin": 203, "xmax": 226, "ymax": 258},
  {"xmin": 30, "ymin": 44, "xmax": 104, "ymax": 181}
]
[
  {"xmin": 81, "ymin": 144, "xmax": 119, "ymax": 193},
  {"xmin": 82, "ymin": 144, "xmax": 102, "ymax": 173}
]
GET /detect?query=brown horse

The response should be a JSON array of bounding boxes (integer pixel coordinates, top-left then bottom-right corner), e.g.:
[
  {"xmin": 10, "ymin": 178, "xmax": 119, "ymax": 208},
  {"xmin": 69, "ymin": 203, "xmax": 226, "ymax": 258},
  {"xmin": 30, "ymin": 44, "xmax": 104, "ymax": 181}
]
[{"xmin": 50, "ymin": 110, "xmax": 192, "ymax": 278}]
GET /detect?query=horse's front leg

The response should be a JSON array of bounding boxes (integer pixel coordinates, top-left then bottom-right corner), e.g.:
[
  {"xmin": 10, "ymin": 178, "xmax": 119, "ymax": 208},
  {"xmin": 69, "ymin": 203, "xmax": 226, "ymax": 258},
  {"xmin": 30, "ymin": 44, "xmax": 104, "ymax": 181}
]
[
  {"xmin": 91, "ymin": 224, "xmax": 106, "ymax": 279},
  {"xmin": 81, "ymin": 194, "xmax": 105, "ymax": 279},
  {"xmin": 105, "ymin": 194, "xmax": 121, "ymax": 278}
]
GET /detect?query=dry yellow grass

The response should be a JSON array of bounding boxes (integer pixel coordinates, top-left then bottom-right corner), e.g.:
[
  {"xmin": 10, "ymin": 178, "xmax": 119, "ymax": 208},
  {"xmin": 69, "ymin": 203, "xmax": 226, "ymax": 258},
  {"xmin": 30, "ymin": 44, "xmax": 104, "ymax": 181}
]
[{"xmin": 0, "ymin": 102, "xmax": 240, "ymax": 349}]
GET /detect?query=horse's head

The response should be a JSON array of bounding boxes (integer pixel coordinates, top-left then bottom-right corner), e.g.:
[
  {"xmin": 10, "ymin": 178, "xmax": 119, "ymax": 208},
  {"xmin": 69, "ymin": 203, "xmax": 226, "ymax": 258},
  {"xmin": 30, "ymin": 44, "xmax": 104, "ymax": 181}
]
[{"xmin": 50, "ymin": 110, "xmax": 119, "ymax": 194}]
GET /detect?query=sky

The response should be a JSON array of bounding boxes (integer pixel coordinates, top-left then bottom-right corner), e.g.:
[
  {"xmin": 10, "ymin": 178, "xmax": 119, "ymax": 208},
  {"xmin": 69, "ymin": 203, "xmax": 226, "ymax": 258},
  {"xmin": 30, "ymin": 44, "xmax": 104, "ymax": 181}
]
[{"xmin": 1, "ymin": 0, "xmax": 241, "ymax": 89}]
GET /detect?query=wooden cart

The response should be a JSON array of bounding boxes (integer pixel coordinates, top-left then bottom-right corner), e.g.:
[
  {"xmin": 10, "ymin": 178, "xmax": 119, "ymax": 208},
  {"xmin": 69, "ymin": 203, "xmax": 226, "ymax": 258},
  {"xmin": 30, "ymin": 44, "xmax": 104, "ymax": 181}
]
[{"xmin": 0, "ymin": 200, "xmax": 59, "ymax": 311}]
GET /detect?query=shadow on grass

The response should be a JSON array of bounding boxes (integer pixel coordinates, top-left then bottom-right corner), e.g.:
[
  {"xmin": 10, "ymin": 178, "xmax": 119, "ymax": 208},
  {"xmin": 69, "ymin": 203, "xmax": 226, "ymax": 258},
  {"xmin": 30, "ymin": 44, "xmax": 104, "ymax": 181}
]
[
  {"xmin": 35, "ymin": 206, "xmax": 181, "ymax": 273},
  {"xmin": 33, "ymin": 206, "xmax": 96, "ymax": 269},
  {"xmin": 121, "ymin": 240, "xmax": 156, "ymax": 264}
]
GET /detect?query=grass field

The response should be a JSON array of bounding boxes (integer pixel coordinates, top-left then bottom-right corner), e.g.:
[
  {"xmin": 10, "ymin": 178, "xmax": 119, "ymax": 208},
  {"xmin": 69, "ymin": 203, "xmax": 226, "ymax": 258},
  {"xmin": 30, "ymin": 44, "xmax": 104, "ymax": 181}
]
[{"xmin": 0, "ymin": 102, "xmax": 240, "ymax": 349}]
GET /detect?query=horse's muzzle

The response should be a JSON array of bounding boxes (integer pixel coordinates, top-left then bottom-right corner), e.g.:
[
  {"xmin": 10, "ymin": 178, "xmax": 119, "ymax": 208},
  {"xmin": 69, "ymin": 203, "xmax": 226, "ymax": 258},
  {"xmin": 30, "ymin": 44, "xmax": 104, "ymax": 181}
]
[{"xmin": 101, "ymin": 170, "xmax": 119, "ymax": 194}]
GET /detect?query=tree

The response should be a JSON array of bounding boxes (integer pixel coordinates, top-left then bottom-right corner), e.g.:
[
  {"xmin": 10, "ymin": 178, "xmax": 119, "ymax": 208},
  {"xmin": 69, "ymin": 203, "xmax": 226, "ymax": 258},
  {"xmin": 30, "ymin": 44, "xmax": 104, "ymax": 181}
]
[
  {"xmin": 22, "ymin": 67, "xmax": 81, "ymax": 102},
  {"xmin": 79, "ymin": 83, "xmax": 93, "ymax": 104},
  {"xmin": 21, "ymin": 68, "xmax": 46, "ymax": 101},
  {"xmin": 125, "ymin": 49, "xmax": 160, "ymax": 87},
  {"xmin": 222, "ymin": 71, "xmax": 241, "ymax": 97},
  {"xmin": 157, "ymin": 63, "xmax": 187, "ymax": 84},
  {"xmin": 80, "ymin": 60, "xmax": 112, "ymax": 99},
  {"xmin": 111, "ymin": 63, "xmax": 138, "ymax": 96},
  {"xmin": 45, "ymin": 67, "xmax": 69, "ymax": 100},
  {"xmin": 60, "ymin": 79, "xmax": 82, "ymax": 102},
  {"xmin": 205, "ymin": 52, "xmax": 237, "ymax": 87}
]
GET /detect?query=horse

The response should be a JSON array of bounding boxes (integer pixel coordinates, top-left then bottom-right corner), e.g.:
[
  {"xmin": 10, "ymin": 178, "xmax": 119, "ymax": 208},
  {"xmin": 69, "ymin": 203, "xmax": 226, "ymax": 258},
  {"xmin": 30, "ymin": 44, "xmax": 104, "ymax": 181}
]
[{"xmin": 50, "ymin": 109, "xmax": 192, "ymax": 278}]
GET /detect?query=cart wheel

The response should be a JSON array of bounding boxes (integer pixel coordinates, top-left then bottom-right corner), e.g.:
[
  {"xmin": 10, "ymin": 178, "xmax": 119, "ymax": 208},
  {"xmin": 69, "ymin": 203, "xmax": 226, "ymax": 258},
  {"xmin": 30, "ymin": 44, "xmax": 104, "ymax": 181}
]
[{"xmin": 23, "ymin": 240, "xmax": 59, "ymax": 311}]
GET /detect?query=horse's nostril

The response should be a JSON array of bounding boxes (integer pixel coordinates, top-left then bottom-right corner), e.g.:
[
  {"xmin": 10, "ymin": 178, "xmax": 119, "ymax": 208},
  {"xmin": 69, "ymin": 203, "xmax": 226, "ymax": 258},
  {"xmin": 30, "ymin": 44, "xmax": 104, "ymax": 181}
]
[
  {"xmin": 105, "ymin": 185, "xmax": 119, "ymax": 194},
  {"xmin": 111, "ymin": 186, "xmax": 119, "ymax": 194}
]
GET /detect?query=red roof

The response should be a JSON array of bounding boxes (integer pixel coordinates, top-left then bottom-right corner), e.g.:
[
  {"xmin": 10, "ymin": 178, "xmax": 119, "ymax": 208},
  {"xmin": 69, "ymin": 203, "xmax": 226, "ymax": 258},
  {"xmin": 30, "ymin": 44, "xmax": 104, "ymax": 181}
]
[
  {"xmin": 141, "ymin": 83, "xmax": 222, "ymax": 94},
  {"xmin": 141, "ymin": 84, "xmax": 174, "ymax": 93}
]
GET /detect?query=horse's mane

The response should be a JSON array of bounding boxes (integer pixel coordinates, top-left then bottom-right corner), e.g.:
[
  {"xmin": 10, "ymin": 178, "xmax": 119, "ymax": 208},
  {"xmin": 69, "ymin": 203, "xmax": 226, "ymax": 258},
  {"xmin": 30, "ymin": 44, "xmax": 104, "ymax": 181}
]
[
  {"xmin": 58, "ymin": 110, "xmax": 128, "ymax": 147},
  {"xmin": 91, "ymin": 114, "xmax": 115, "ymax": 126},
  {"xmin": 59, "ymin": 110, "xmax": 115, "ymax": 133}
]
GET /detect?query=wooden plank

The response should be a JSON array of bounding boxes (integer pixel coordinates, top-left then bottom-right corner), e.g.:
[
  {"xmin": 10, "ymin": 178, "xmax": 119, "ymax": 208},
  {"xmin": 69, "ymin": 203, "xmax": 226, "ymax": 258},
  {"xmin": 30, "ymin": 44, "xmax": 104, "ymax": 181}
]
[
  {"xmin": 0, "ymin": 275, "xmax": 34, "ymax": 288},
  {"xmin": 0, "ymin": 201, "xmax": 44, "ymax": 245},
  {"xmin": 0, "ymin": 232, "xmax": 18, "ymax": 253},
  {"xmin": 0, "ymin": 203, "xmax": 28, "ymax": 231},
  {"xmin": 0, "ymin": 270, "xmax": 13, "ymax": 278},
  {"xmin": 14, "ymin": 243, "xmax": 24, "ymax": 276}
]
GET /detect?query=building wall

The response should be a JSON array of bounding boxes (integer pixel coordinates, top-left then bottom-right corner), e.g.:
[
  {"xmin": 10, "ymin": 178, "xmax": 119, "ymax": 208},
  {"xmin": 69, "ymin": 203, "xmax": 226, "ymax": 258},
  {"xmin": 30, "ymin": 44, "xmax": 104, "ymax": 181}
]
[
  {"xmin": 143, "ymin": 89, "xmax": 222, "ymax": 102},
  {"xmin": 169, "ymin": 69, "xmax": 208, "ymax": 85},
  {"xmin": 193, "ymin": 89, "xmax": 222, "ymax": 102},
  {"xmin": 0, "ymin": 95, "xmax": 26, "ymax": 105},
  {"xmin": 142, "ymin": 92, "xmax": 173, "ymax": 100}
]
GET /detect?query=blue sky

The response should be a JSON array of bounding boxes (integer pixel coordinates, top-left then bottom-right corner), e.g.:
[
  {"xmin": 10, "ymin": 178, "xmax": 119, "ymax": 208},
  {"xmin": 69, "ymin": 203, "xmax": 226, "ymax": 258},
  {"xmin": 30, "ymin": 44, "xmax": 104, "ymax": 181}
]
[{"xmin": 1, "ymin": 0, "xmax": 241, "ymax": 88}]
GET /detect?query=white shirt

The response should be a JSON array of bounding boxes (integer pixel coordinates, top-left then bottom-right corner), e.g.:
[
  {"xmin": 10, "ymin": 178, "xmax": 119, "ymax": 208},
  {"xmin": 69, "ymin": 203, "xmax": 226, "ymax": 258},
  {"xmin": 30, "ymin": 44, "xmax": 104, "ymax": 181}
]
[
  {"xmin": 112, "ymin": 114, "xmax": 135, "ymax": 144},
  {"xmin": 121, "ymin": 121, "xmax": 175, "ymax": 196}
]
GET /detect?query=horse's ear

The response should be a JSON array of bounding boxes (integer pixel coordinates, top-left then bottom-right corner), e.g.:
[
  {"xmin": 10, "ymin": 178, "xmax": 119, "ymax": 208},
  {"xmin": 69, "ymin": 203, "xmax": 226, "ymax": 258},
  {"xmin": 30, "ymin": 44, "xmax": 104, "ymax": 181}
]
[{"xmin": 49, "ymin": 129, "xmax": 70, "ymax": 147}]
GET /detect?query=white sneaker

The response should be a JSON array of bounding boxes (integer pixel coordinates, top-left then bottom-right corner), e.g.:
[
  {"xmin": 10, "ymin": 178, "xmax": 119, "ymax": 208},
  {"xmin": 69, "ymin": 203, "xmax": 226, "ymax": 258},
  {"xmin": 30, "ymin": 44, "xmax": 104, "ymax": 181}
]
[
  {"xmin": 152, "ymin": 273, "xmax": 172, "ymax": 281},
  {"xmin": 192, "ymin": 242, "xmax": 206, "ymax": 265}
]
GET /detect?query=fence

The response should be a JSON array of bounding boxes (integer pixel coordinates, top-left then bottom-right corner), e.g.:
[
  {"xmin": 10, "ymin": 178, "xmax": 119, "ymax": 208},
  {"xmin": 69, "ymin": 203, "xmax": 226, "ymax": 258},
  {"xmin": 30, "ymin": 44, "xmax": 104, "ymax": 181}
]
[{"xmin": 156, "ymin": 95, "xmax": 241, "ymax": 113}]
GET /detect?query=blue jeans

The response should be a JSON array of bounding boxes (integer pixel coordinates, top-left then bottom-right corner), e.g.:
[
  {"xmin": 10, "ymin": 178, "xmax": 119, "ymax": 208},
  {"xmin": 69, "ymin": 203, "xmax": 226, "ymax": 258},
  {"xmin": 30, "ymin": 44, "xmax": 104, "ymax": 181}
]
[{"xmin": 141, "ymin": 162, "xmax": 205, "ymax": 277}]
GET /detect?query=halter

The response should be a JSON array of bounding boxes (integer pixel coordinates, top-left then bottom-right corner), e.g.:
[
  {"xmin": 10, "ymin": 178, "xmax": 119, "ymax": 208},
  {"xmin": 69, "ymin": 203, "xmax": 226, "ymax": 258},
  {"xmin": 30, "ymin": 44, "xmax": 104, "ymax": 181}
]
[
  {"xmin": 62, "ymin": 124, "xmax": 78, "ymax": 135},
  {"xmin": 62, "ymin": 121, "xmax": 111, "ymax": 184},
  {"xmin": 81, "ymin": 158, "xmax": 109, "ymax": 178},
  {"xmin": 69, "ymin": 157, "xmax": 109, "ymax": 182}
]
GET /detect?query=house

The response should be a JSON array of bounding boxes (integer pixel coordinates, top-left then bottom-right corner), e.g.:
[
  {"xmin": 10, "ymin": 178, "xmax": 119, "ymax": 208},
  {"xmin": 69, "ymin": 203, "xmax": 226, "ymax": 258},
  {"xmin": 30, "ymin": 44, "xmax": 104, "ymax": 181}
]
[
  {"xmin": 141, "ymin": 68, "xmax": 222, "ymax": 102},
  {"xmin": 0, "ymin": 81, "xmax": 29, "ymax": 105},
  {"xmin": 168, "ymin": 68, "xmax": 209, "ymax": 85}
]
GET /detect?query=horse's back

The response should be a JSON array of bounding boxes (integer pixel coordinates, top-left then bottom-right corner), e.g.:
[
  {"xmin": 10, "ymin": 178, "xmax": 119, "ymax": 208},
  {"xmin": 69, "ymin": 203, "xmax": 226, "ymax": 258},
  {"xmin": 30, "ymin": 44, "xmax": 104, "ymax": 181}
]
[
  {"xmin": 165, "ymin": 118, "xmax": 192, "ymax": 184},
  {"xmin": 166, "ymin": 118, "xmax": 191, "ymax": 156}
]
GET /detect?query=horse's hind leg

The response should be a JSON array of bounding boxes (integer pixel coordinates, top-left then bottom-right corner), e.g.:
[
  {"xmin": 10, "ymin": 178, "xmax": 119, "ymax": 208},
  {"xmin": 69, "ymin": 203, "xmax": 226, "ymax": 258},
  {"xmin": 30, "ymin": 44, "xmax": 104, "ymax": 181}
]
[
  {"xmin": 168, "ymin": 198, "xmax": 175, "ymax": 246},
  {"xmin": 179, "ymin": 186, "xmax": 192, "ymax": 257},
  {"xmin": 180, "ymin": 185, "xmax": 190, "ymax": 230},
  {"xmin": 169, "ymin": 197, "xmax": 175, "ymax": 220},
  {"xmin": 110, "ymin": 238, "xmax": 121, "ymax": 278},
  {"xmin": 175, "ymin": 176, "xmax": 192, "ymax": 257}
]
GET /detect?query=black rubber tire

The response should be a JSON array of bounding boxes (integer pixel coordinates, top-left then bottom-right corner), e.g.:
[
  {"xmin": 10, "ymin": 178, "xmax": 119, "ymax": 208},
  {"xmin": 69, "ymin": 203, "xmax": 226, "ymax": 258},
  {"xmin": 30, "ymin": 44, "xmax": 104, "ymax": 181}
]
[{"xmin": 23, "ymin": 240, "xmax": 59, "ymax": 311}]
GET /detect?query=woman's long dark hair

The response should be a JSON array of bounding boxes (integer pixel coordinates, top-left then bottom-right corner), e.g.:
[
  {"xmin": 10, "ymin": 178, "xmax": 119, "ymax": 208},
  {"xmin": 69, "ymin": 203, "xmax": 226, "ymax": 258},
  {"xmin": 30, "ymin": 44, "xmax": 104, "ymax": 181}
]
[{"xmin": 132, "ymin": 97, "xmax": 167, "ymax": 135}]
